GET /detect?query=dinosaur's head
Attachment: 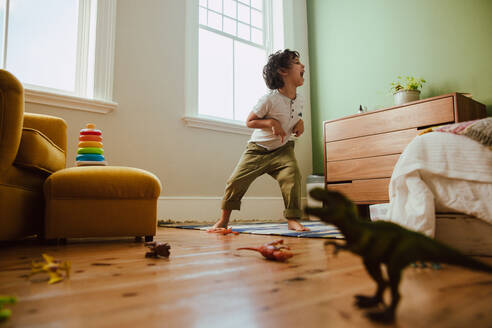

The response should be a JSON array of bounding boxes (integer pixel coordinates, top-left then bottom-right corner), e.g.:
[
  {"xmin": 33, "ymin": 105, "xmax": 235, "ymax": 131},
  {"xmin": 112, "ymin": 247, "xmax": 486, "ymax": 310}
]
[{"xmin": 304, "ymin": 188, "xmax": 358, "ymax": 226}]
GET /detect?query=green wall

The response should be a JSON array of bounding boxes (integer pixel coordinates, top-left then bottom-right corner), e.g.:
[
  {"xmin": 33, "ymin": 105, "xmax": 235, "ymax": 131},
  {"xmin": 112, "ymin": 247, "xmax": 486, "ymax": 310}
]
[{"xmin": 307, "ymin": 0, "xmax": 492, "ymax": 174}]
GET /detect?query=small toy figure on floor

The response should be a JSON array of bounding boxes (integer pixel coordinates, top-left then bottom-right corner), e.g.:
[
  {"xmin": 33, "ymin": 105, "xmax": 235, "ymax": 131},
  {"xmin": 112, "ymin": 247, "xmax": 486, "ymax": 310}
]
[
  {"xmin": 76, "ymin": 123, "xmax": 108, "ymax": 166},
  {"xmin": 145, "ymin": 242, "xmax": 171, "ymax": 258},
  {"xmin": 0, "ymin": 296, "xmax": 16, "ymax": 323},
  {"xmin": 29, "ymin": 254, "xmax": 71, "ymax": 284},
  {"xmin": 237, "ymin": 239, "xmax": 293, "ymax": 262},
  {"xmin": 305, "ymin": 188, "xmax": 492, "ymax": 324},
  {"xmin": 206, "ymin": 227, "xmax": 239, "ymax": 235}
]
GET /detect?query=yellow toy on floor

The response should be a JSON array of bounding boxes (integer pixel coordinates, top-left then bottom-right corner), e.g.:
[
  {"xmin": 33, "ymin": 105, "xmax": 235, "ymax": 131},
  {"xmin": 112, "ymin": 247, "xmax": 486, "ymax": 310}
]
[{"xmin": 29, "ymin": 254, "xmax": 71, "ymax": 284}]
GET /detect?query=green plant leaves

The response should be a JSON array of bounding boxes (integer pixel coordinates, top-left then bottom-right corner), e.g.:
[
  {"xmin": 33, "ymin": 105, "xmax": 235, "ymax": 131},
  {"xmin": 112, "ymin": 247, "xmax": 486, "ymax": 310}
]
[{"xmin": 389, "ymin": 75, "xmax": 426, "ymax": 94}]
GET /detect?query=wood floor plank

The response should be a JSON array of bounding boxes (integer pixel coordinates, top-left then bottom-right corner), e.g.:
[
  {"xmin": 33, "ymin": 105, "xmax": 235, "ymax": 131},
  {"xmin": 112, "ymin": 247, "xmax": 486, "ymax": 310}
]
[{"xmin": 0, "ymin": 227, "xmax": 491, "ymax": 327}]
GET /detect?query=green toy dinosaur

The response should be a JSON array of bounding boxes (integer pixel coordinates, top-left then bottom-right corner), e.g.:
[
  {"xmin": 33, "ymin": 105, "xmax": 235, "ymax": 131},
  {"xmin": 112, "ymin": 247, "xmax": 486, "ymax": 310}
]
[
  {"xmin": 0, "ymin": 296, "xmax": 17, "ymax": 322},
  {"xmin": 305, "ymin": 187, "xmax": 492, "ymax": 324}
]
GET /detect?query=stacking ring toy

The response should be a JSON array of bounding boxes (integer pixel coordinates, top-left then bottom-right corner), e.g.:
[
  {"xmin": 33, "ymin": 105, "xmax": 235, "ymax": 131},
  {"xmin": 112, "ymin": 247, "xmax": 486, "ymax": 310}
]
[
  {"xmin": 77, "ymin": 147, "xmax": 104, "ymax": 155},
  {"xmin": 78, "ymin": 141, "xmax": 103, "ymax": 148},
  {"xmin": 76, "ymin": 123, "xmax": 107, "ymax": 166},
  {"xmin": 79, "ymin": 135, "xmax": 102, "ymax": 142}
]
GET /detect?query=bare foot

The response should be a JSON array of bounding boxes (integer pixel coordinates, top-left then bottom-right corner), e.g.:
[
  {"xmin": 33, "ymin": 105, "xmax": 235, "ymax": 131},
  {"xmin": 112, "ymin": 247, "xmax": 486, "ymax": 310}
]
[
  {"xmin": 211, "ymin": 209, "xmax": 232, "ymax": 230},
  {"xmin": 287, "ymin": 219, "xmax": 310, "ymax": 231},
  {"xmin": 211, "ymin": 219, "xmax": 228, "ymax": 230}
]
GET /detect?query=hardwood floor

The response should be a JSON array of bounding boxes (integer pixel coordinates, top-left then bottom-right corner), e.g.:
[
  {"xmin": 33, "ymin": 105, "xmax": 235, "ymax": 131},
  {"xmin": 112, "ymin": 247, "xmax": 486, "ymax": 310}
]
[{"xmin": 0, "ymin": 227, "xmax": 491, "ymax": 328}]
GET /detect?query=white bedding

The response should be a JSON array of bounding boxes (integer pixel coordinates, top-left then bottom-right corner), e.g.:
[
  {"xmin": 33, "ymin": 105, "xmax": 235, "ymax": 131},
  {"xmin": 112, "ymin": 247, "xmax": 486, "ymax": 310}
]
[{"xmin": 386, "ymin": 132, "xmax": 492, "ymax": 237}]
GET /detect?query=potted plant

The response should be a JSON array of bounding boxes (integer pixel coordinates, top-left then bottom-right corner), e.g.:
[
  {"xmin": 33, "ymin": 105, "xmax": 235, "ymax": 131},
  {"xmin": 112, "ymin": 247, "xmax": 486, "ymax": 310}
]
[{"xmin": 390, "ymin": 75, "xmax": 426, "ymax": 105}]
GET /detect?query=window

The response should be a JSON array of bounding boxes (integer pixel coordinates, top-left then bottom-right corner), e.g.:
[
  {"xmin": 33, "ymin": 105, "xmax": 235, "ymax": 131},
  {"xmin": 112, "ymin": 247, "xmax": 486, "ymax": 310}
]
[
  {"xmin": 198, "ymin": 0, "xmax": 270, "ymax": 122},
  {"xmin": 185, "ymin": 0, "xmax": 283, "ymax": 134},
  {"xmin": 0, "ymin": 0, "xmax": 117, "ymax": 113}
]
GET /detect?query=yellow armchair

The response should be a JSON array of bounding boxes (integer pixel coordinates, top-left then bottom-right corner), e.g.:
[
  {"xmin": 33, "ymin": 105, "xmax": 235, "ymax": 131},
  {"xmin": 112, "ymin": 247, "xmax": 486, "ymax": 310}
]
[{"xmin": 0, "ymin": 70, "xmax": 67, "ymax": 240}]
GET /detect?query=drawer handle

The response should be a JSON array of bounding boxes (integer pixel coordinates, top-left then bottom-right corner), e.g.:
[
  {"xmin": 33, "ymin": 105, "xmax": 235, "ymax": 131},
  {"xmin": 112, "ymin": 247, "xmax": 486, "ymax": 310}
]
[{"xmin": 326, "ymin": 180, "xmax": 353, "ymax": 184}]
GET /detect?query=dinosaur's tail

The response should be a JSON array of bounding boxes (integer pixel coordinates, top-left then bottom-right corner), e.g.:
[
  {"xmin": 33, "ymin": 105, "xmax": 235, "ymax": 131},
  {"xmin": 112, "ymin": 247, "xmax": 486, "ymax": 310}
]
[
  {"xmin": 421, "ymin": 239, "xmax": 492, "ymax": 273},
  {"xmin": 236, "ymin": 247, "xmax": 261, "ymax": 253}
]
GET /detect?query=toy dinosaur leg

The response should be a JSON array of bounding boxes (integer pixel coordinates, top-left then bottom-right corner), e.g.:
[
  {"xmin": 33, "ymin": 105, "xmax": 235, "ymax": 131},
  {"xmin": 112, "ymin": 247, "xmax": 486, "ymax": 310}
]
[
  {"xmin": 0, "ymin": 308, "xmax": 12, "ymax": 322},
  {"xmin": 355, "ymin": 259, "xmax": 386, "ymax": 308},
  {"xmin": 28, "ymin": 266, "xmax": 44, "ymax": 278},
  {"xmin": 324, "ymin": 241, "xmax": 347, "ymax": 255},
  {"xmin": 366, "ymin": 264, "xmax": 402, "ymax": 324}
]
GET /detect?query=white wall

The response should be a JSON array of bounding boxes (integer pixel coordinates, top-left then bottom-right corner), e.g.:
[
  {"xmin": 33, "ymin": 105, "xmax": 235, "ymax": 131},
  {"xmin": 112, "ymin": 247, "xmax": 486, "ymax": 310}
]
[{"xmin": 25, "ymin": 0, "xmax": 313, "ymax": 222}]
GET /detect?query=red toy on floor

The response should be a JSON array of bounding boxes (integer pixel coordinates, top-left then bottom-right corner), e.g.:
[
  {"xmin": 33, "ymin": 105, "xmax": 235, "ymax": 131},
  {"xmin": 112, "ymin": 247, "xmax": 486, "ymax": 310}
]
[
  {"xmin": 237, "ymin": 239, "xmax": 293, "ymax": 262},
  {"xmin": 206, "ymin": 227, "xmax": 239, "ymax": 235}
]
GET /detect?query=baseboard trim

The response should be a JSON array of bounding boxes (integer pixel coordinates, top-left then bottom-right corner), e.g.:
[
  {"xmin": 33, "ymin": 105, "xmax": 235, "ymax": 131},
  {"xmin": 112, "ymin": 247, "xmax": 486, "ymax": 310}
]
[{"xmin": 157, "ymin": 196, "xmax": 308, "ymax": 223}]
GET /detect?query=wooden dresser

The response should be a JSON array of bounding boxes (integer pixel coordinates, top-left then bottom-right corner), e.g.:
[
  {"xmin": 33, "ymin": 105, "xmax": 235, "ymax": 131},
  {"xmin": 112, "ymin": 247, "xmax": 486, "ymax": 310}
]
[{"xmin": 323, "ymin": 93, "xmax": 486, "ymax": 204}]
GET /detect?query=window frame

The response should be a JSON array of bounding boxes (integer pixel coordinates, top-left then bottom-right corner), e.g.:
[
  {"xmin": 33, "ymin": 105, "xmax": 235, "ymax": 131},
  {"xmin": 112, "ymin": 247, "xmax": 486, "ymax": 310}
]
[
  {"xmin": 184, "ymin": 0, "xmax": 282, "ymax": 135},
  {"xmin": 0, "ymin": 0, "xmax": 117, "ymax": 113}
]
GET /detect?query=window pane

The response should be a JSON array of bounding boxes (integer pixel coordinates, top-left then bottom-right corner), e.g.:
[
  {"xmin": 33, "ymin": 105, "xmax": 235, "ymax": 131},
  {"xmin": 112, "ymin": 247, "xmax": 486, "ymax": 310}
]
[
  {"xmin": 251, "ymin": 0, "xmax": 262, "ymax": 10},
  {"xmin": 199, "ymin": 0, "xmax": 207, "ymax": 6},
  {"xmin": 208, "ymin": 0, "xmax": 222, "ymax": 13},
  {"xmin": 238, "ymin": 0, "xmax": 250, "ymax": 5},
  {"xmin": 223, "ymin": 17, "xmax": 236, "ymax": 36},
  {"xmin": 234, "ymin": 41, "xmax": 266, "ymax": 122},
  {"xmin": 224, "ymin": 0, "xmax": 236, "ymax": 18},
  {"xmin": 207, "ymin": 10, "xmax": 222, "ymax": 30},
  {"xmin": 251, "ymin": 28, "xmax": 263, "ymax": 45},
  {"xmin": 199, "ymin": 28, "xmax": 233, "ymax": 120},
  {"xmin": 237, "ymin": 22, "xmax": 250, "ymax": 40},
  {"xmin": 6, "ymin": 0, "xmax": 78, "ymax": 92},
  {"xmin": 238, "ymin": 3, "xmax": 250, "ymax": 24},
  {"xmin": 251, "ymin": 9, "xmax": 262, "ymax": 28},
  {"xmin": 199, "ymin": 7, "xmax": 207, "ymax": 25}
]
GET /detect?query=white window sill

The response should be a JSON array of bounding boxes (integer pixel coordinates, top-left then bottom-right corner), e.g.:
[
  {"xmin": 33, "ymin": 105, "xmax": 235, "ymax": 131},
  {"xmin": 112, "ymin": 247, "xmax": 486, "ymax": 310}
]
[
  {"xmin": 182, "ymin": 115, "xmax": 252, "ymax": 135},
  {"xmin": 24, "ymin": 88, "xmax": 117, "ymax": 114}
]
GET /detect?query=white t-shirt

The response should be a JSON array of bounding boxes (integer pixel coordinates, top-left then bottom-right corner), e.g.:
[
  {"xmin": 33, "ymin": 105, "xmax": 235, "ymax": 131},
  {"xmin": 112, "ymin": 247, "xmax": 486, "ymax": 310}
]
[{"xmin": 248, "ymin": 90, "xmax": 303, "ymax": 150}]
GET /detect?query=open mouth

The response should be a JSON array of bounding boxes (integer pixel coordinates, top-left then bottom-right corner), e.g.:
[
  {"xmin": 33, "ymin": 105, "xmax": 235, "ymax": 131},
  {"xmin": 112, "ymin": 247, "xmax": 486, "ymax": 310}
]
[{"xmin": 300, "ymin": 71, "xmax": 304, "ymax": 77}]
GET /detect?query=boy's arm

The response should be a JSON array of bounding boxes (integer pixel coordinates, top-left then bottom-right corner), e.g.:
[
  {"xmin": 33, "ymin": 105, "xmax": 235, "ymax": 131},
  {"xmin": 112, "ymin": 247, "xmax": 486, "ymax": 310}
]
[
  {"xmin": 292, "ymin": 119, "xmax": 304, "ymax": 137},
  {"xmin": 246, "ymin": 112, "xmax": 286, "ymax": 143}
]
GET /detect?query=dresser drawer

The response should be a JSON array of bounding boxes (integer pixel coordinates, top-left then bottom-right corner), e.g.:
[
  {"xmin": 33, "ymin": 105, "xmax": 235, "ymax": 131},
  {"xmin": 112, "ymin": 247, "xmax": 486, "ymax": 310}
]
[
  {"xmin": 326, "ymin": 179, "xmax": 390, "ymax": 204},
  {"xmin": 325, "ymin": 97, "xmax": 454, "ymax": 142},
  {"xmin": 326, "ymin": 128, "xmax": 419, "ymax": 161},
  {"xmin": 326, "ymin": 154, "xmax": 400, "ymax": 182}
]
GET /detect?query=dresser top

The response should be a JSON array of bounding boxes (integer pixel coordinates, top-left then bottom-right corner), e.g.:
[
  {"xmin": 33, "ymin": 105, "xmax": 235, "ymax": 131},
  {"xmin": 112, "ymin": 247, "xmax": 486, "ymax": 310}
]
[{"xmin": 323, "ymin": 92, "xmax": 482, "ymax": 124}]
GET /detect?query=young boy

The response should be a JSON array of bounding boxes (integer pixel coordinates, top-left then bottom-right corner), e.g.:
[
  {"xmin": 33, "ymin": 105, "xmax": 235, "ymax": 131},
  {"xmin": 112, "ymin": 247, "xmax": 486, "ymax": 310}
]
[{"xmin": 212, "ymin": 49, "xmax": 309, "ymax": 232}]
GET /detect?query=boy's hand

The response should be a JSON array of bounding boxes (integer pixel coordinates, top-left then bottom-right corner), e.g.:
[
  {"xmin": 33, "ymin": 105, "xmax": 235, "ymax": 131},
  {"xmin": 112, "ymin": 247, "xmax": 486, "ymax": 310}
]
[
  {"xmin": 293, "ymin": 119, "xmax": 304, "ymax": 137},
  {"xmin": 271, "ymin": 119, "xmax": 286, "ymax": 143}
]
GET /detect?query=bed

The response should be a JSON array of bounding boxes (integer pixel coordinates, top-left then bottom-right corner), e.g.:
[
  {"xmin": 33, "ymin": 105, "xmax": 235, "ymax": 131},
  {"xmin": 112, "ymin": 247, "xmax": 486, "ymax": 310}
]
[{"xmin": 370, "ymin": 118, "xmax": 492, "ymax": 256}]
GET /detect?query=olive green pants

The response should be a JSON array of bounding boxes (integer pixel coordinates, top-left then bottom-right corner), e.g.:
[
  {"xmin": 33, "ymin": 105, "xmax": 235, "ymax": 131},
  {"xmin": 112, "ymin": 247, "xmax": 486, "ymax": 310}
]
[{"xmin": 221, "ymin": 141, "xmax": 302, "ymax": 219}]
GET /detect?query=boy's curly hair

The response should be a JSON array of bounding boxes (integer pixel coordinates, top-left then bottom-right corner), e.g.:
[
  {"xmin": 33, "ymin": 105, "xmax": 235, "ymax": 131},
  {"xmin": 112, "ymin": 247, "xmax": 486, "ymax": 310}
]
[{"xmin": 263, "ymin": 49, "xmax": 300, "ymax": 90}]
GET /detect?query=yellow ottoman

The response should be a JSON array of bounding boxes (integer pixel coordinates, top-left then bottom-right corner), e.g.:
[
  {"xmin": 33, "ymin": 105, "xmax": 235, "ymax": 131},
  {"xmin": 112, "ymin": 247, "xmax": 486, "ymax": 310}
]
[{"xmin": 44, "ymin": 166, "xmax": 162, "ymax": 241}]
